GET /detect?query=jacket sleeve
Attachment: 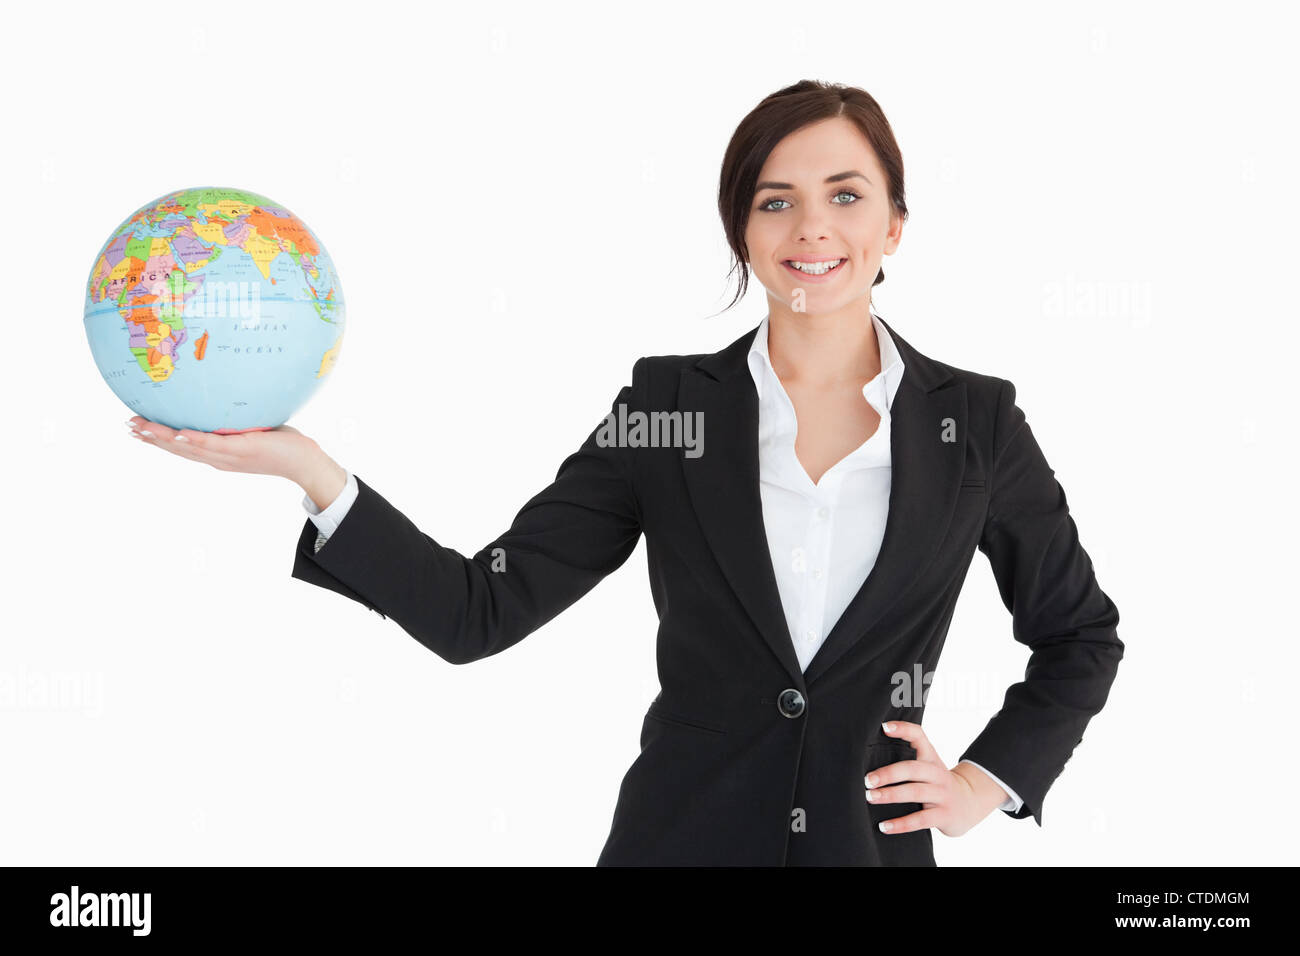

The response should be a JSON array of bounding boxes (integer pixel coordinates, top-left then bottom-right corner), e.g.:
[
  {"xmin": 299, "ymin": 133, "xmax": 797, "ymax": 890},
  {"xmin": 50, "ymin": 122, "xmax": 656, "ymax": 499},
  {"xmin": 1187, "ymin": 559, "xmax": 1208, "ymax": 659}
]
[
  {"xmin": 958, "ymin": 378, "xmax": 1123, "ymax": 826},
  {"xmin": 289, "ymin": 360, "xmax": 645, "ymax": 665}
]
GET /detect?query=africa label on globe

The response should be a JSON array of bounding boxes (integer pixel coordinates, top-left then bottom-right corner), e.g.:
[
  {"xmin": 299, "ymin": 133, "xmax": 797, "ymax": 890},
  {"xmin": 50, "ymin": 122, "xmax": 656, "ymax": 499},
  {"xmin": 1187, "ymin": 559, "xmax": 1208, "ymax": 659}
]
[{"xmin": 84, "ymin": 186, "xmax": 345, "ymax": 433}]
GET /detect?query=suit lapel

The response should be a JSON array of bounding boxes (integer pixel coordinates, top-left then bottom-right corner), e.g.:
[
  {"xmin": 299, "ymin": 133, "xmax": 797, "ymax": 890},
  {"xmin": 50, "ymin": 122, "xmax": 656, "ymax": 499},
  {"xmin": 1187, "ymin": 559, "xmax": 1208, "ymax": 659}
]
[
  {"xmin": 678, "ymin": 316, "xmax": 969, "ymax": 691},
  {"xmin": 679, "ymin": 331, "xmax": 805, "ymax": 688}
]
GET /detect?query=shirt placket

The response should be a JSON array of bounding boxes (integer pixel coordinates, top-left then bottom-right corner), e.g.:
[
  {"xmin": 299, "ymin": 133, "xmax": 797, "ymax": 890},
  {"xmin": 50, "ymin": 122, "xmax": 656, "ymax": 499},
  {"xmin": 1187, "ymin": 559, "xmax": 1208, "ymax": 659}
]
[{"xmin": 799, "ymin": 470, "xmax": 841, "ymax": 658}]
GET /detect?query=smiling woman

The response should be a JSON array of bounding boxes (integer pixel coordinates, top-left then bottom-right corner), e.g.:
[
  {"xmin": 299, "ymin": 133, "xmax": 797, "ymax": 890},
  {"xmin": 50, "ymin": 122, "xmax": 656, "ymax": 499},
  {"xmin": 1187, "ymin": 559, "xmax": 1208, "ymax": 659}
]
[{"xmin": 126, "ymin": 78, "xmax": 1122, "ymax": 866}]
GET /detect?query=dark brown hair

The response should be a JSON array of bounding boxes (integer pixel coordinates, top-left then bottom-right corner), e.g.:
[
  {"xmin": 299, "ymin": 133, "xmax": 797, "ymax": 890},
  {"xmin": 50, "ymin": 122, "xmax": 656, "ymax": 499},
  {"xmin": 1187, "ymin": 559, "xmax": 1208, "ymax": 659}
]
[{"xmin": 717, "ymin": 79, "xmax": 908, "ymax": 311}]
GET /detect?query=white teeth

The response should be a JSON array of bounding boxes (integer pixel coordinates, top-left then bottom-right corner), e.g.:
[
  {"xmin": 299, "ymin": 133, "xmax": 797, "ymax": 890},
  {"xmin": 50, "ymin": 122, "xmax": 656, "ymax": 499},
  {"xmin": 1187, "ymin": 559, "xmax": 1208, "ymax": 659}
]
[{"xmin": 787, "ymin": 259, "xmax": 843, "ymax": 275}]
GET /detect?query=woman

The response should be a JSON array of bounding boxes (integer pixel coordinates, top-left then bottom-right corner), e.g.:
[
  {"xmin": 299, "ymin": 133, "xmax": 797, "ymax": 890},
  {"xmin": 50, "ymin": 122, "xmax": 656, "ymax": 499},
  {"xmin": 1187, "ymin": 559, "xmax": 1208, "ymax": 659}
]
[{"xmin": 127, "ymin": 80, "xmax": 1123, "ymax": 866}]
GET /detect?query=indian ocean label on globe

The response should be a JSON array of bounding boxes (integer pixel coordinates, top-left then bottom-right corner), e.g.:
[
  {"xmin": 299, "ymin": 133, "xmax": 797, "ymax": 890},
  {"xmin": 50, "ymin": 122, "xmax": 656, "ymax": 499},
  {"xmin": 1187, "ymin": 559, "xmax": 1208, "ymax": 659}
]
[{"xmin": 84, "ymin": 186, "xmax": 345, "ymax": 433}]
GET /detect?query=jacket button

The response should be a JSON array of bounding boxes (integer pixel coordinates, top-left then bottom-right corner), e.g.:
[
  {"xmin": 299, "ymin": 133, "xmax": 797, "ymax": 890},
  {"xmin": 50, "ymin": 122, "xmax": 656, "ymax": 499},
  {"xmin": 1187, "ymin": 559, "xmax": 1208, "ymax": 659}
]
[{"xmin": 777, "ymin": 688, "xmax": 805, "ymax": 718}]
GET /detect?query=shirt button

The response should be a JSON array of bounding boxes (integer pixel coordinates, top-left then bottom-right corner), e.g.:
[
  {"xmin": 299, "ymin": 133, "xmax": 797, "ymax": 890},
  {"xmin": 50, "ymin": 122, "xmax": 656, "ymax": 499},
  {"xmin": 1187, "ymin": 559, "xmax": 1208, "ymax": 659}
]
[
  {"xmin": 816, "ymin": 507, "xmax": 829, "ymax": 520},
  {"xmin": 813, "ymin": 568, "xmax": 823, "ymax": 580},
  {"xmin": 804, "ymin": 627, "xmax": 817, "ymax": 641}
]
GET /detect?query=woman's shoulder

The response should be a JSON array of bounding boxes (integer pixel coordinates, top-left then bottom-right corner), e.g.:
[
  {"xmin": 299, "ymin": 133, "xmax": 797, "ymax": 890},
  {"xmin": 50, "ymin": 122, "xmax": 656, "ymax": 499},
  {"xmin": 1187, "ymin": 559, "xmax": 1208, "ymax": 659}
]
[
  {"xmin": 900, "ymin": 346, "xmax": 1016, "ymax": 448},
  {"xmin": 875, "ymin": 317, "xmax": 1007, "ymax": 392},
  {"xmin": 919, "ymin": 352, "xmax": 1009, "ymax": 400},
  {"xmin": 623, "ymin": 326, "xmax": 754, "ymax": 399}
]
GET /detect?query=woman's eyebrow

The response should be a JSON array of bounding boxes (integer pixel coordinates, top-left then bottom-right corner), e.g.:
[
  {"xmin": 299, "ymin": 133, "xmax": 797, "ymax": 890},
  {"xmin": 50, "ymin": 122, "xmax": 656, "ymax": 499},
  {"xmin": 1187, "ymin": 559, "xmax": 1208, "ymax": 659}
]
[{"xmin": 755, "ymin": 170, "xmax": 872, "ymax": 192}]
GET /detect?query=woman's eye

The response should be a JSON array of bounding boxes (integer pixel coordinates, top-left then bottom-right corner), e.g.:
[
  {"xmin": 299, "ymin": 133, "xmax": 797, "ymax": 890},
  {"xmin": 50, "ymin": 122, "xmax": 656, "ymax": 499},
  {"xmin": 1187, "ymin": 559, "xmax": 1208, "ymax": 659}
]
[{"xmin": 758, "ymin": 190, "xmax": 862, "ymax": 212}]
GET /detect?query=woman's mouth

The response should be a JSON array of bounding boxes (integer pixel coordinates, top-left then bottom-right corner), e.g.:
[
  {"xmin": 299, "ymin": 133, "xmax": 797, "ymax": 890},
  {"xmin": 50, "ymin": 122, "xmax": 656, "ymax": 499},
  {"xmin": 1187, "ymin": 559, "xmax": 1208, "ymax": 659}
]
[{"xmin": 782, "ymin": 258, "xmax": 846, "ymax": 281}]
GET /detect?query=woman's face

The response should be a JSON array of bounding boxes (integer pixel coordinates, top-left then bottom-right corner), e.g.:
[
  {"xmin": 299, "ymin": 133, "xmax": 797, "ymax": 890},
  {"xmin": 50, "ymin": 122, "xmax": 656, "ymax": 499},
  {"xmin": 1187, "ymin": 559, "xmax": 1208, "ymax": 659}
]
[{"xmin": 743, "ymin": 116, "xmax": 902, "ymax": 316}]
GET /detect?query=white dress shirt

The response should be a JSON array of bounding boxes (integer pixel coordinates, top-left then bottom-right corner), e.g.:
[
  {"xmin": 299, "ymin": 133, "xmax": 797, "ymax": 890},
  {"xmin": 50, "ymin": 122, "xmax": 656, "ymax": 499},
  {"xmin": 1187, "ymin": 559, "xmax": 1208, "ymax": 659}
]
[{"xmin": 301, "ymin": 312, "xmax": 1022, "ymax": 813}]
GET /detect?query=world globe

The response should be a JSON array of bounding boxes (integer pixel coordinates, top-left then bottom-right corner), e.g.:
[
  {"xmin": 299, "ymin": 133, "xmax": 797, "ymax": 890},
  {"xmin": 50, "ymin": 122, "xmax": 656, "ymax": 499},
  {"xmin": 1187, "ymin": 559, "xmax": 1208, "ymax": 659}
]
[{"xmin": 84, "ymin": 186, "xmax": 345, "ymax": 433}]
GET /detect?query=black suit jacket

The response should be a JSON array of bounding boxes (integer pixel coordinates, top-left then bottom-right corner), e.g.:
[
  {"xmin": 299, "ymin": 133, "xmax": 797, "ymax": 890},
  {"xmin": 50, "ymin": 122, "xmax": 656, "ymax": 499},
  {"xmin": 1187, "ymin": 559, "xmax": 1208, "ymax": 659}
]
[{"xmin": 290, "ymin": 316, "xmax": 1123, "ymax": 866}]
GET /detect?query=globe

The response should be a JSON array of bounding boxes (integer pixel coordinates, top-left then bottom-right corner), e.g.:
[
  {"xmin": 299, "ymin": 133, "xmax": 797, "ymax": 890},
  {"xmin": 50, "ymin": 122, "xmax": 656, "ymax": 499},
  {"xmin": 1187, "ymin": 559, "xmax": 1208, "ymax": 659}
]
[{"xmin": 84, "ymin": 186, "xmax": 345, "ymax": 433}]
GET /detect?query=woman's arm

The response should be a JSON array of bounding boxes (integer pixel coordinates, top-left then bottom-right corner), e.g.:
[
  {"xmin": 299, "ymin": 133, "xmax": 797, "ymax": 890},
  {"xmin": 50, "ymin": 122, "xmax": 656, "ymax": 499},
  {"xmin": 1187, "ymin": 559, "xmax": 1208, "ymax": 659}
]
[
  {"xmin": 957, "ymin": 378, "xmax": 1124, "ymax": 826},
  {"xmin": 299, "ymin": 457, "xmax": 349, "ymax": 515},
  {"xmin": 289, "ymin": 360, "xmax": 646, "ymax": 665}
]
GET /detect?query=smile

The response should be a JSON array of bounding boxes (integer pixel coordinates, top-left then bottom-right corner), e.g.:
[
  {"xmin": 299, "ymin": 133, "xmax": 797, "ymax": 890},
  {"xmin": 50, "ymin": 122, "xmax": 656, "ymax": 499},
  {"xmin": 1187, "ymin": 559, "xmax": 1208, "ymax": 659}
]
[{"xmin": 783, "ymin": 258, "xmax": 846, "ymax": 278}]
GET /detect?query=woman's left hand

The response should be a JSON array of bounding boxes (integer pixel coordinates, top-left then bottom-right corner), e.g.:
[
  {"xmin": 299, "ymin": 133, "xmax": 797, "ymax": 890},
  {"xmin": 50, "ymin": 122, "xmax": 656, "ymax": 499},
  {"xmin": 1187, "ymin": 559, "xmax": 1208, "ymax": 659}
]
[{"xmin": 865, "ymin": 720, "xmax": 1011, "ymax": 838}]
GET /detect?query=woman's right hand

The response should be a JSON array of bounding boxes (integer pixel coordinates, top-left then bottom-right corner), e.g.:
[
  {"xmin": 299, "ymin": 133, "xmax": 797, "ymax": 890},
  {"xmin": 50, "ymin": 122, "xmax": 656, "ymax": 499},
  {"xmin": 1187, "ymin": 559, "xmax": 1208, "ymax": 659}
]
[{"xmin": 126, "ymin": 415, "xmax": 332, "ymax": 491}]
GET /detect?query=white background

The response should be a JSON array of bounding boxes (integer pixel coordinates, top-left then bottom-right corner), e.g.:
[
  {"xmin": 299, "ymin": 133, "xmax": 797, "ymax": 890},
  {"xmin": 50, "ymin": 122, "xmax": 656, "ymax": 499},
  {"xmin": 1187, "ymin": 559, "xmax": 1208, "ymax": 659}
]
[{"xmin": 2, "ymin": 0, "xmax": 1295, "ymax": 866}]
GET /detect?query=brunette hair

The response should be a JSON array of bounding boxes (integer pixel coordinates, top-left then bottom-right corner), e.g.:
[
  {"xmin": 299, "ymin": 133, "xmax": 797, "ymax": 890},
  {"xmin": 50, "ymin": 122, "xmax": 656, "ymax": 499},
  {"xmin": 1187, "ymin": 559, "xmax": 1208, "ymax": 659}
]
[{"xmin": 717, "ymin": 80, "xmax": 908, "ymax": 311}]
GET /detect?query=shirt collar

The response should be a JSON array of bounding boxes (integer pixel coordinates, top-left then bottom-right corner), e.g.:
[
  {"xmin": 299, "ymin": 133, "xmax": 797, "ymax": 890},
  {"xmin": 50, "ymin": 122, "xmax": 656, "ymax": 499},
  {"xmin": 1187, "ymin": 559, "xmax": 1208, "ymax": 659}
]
[{"xmin": 746, "ymin": 311, "xmax": 906, "ymax": 413}]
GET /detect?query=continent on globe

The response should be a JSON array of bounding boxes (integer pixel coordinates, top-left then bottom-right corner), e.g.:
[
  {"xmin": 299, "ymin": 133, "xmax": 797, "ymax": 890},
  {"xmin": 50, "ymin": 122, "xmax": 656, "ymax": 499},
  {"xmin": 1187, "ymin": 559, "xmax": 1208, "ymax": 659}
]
[{"xmin": 84, "ymin": 186, "xmax": 346, "ymax": 433}]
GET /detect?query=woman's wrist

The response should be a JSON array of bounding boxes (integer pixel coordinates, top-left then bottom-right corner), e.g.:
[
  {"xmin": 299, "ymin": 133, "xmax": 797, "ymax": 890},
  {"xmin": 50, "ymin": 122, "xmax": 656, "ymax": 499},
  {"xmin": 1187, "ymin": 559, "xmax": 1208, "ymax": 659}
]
[
  {"xmin": 294, "ymin": 447, "xmax": 349, "ymax": 512},
  {"xmin": 951, "ymin": 762, "xmax": 1011, "ymax": 815}
]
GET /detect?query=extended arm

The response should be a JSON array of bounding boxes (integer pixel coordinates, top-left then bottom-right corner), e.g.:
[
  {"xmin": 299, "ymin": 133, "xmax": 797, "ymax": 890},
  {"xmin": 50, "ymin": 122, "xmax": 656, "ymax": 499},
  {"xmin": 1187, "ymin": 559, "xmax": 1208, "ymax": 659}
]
[{"xmin": 290, "ymin": 361, "xmax": 645, "ymax": 665}]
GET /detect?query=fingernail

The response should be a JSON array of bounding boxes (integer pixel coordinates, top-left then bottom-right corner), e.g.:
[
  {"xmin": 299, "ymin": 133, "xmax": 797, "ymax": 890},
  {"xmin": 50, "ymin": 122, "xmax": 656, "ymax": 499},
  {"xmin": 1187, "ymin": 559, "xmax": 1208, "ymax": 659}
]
[
  {"xmin": 878, "ymin": 821, "xmax": 892, "ymax": 833},
  {"xmin": 140, "ymin": 430, "xmax": 154, "ymax": 437},
  {"xmin": 173, "ymin": 435, "xmax": 188, "ymax": 442},
  {"xmin": 866, "ymin": 789, "xmax": 878, "ymax": 802},
  {"xmin": 865, "ymin": 774, "xmax": 878, "ymax": 788},
  {"xmin": 882, "ymin": 722, "xmax": 893, "ymax": 732}
]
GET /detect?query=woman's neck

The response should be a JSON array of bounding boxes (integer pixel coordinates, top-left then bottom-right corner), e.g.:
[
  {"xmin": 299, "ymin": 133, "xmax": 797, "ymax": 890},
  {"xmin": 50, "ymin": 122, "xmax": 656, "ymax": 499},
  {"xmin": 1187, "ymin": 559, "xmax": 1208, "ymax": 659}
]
[{"xmin": 766, "ymin": 301, "xmax": 882, "ymax": 389}]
